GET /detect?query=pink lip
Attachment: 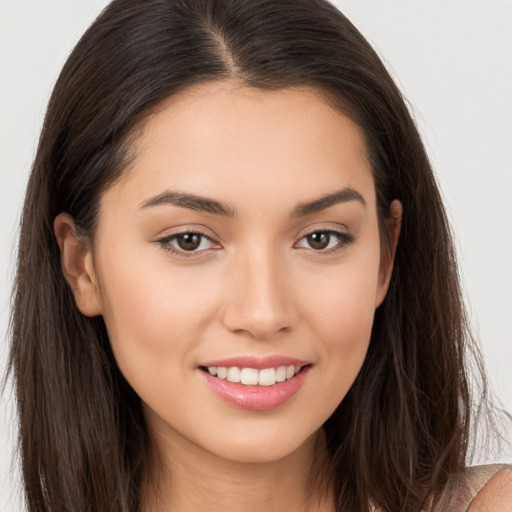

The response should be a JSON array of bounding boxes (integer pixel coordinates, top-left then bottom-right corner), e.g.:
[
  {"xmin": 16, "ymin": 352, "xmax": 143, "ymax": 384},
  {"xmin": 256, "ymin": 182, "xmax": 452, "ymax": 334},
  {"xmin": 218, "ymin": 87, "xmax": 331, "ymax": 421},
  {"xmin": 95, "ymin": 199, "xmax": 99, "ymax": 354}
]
[
  {"xmin": 200, "ymin": 355, "xmax": 309, "ymax": 369},
  {"xmin": 197, "ymin": 363, "xmax": 311, "ymax": 411}
]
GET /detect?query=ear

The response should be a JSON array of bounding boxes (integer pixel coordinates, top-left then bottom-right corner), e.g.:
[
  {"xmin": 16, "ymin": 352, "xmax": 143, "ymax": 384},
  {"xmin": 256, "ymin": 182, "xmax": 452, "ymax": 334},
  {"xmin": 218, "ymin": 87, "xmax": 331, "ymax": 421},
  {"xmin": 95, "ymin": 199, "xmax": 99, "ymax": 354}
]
[
  {"xmin": 54, "ymin": 213, "xmax": 103, "ymax": 317},
  {"xmin": 375, "ymin": 199, "xmax": 402, "ymax": 308}
]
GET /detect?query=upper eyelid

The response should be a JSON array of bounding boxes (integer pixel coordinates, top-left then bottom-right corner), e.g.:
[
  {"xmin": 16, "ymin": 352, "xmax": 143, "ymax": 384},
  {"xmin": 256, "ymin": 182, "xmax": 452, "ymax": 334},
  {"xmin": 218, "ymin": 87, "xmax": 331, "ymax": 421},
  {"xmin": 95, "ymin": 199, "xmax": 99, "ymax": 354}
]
[
  {"xmin": 159, "ymin": 231, "xmax": 219, "ymax": 246},
  {"xmin": 157, "ymin": 227, "xmax": 348, "ymax": 238},
  {"xmin": 302, "ymin": 227, "xmax": 347, "ymax": 235},
  {"xmin": 160, "ymin": 230, "xmax": 213, "ymax": 240},
  {"xmin": 296, "ymin": 229, "xmax": 353, "ymax": 243},
  {"xmin": 155, "ymin": 226, "xmax": 219, "ymax": 242},
  {"xmin": 295, "ymin": 224, "xmax": 351, "ymax": 239}
]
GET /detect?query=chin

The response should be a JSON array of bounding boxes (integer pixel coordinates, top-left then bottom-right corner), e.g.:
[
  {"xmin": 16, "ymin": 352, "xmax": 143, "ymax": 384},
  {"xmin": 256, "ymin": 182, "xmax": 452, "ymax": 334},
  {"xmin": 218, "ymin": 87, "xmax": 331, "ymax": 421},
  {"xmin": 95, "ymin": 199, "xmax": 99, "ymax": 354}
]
[{"xmin": 199, "ymin": 424, "xmax": 323, "ymax": 465}]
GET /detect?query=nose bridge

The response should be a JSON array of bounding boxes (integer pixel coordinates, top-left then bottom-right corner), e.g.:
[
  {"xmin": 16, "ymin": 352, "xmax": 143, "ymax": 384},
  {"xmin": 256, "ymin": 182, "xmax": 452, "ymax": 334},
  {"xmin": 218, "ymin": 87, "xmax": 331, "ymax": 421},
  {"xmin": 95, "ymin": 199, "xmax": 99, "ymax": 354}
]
[{"xmin": 221, "ymin": 242, "xmax": 292, "ymax": 339}]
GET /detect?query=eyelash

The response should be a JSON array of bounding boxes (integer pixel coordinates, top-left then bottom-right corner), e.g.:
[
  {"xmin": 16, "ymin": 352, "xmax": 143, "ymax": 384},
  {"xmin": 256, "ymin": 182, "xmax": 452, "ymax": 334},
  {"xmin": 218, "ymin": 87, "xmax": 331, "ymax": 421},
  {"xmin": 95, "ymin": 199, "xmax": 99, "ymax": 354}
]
[
  {"xmin": 156, "ymin": 229, "xmax": 354, "ymax": 257},
  {"xmin": 157, "ymin": 231, "xmax": 219, "ymax": 257},
  {"xmin": 294, "ymin": 230, "xmax": 355, "ymax": 253}
]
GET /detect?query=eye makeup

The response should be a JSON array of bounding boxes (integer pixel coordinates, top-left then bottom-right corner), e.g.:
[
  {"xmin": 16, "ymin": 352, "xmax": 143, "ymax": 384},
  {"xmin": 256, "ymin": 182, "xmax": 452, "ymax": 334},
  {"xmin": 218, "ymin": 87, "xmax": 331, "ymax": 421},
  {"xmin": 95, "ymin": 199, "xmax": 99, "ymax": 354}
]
[
  {"xmin": 156, "ymin": 230, "xmax": 221, "ymax": 257},
  {"xmin": 155, "ymin": 227, "xmax": 355, "ymax": 259},
  {"xmin": 295, "ymin": 229, "xmax": 355, "ymax": 254}
]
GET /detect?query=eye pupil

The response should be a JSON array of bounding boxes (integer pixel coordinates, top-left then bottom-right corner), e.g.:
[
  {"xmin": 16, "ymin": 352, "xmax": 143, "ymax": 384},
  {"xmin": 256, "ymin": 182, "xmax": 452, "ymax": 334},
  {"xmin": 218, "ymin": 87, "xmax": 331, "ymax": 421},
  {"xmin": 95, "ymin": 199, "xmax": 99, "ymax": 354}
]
[
  {"xmin": 177, "ymin": 233, "xmax": 201, "ymax": 251},
  {"xmin": 307, "ymin": 232, "xmax": 330, "ymax": 250}
]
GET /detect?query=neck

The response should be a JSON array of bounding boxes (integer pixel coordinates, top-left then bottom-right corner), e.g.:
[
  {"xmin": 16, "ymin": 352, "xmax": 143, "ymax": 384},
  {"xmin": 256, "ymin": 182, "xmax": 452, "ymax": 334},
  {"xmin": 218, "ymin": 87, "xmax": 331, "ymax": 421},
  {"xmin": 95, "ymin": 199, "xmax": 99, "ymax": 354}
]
[{"xmin": 142, "ymin": 426, "xmax": 334, "ymax": 512}]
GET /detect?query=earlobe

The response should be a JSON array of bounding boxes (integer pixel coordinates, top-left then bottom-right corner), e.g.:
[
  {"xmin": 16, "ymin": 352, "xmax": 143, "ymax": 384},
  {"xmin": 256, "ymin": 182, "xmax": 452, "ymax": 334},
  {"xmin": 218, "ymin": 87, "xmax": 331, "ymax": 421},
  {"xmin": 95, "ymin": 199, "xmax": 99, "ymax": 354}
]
[
  {"xmin": 375, "ymin": 199, "xmax": 403, "ymax": 308},
  {"xmin": 54, "ymin": 213, "xmax": 103, "ymax": 317}
]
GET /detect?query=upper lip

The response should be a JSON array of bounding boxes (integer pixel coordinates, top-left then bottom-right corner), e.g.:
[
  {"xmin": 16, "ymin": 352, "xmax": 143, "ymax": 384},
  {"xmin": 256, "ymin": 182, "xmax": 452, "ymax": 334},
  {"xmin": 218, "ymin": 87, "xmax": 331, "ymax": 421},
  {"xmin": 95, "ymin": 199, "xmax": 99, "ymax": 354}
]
[{"xmin": 199, "ymin": 355, "xmax": 310, "ymax": 370}]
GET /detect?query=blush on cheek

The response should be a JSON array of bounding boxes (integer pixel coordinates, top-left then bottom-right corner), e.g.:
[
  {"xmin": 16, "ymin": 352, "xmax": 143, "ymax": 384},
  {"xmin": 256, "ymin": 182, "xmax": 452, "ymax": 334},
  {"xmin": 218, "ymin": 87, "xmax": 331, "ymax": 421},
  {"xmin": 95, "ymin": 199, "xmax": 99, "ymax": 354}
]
[
  {"xmin": 318, "ymin": 276, "xmax": 378, "ymax": 330},
  {"xmin": 315, "ymin": 290, "xmax": 376, "ymax": 372},
  {"xmin": 99, "ymin": 261, "xmax": 220, "ymax": 381}
]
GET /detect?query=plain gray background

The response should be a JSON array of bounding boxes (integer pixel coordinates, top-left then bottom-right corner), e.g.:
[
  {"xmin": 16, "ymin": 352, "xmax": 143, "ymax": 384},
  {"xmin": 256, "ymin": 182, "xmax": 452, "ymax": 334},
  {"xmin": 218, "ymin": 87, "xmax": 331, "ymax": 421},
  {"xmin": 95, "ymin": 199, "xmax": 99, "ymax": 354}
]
[{"xmin": 1, "ymin": 1, "xmax": 511, "ymax": 509}]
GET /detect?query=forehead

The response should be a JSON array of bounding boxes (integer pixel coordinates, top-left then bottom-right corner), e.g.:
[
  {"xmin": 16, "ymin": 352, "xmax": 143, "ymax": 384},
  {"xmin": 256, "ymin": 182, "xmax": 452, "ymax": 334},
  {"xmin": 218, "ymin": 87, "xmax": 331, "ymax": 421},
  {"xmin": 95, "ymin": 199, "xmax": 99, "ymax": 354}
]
[{"xmin": 107, "ymin": 81, "xmax": 375, "ymax": 213}]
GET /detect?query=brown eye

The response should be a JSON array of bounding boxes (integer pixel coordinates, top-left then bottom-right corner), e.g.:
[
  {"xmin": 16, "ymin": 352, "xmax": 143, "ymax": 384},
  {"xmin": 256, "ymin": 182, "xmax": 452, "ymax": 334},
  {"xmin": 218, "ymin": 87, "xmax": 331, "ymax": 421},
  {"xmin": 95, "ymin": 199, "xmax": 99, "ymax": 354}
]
[
  {"xmin": 306, "ymin": 232, "xmax": 331, "ymax": 250},
  {"xmin": 175, "ymin": 233, "xmax": 202, "ymax": 251},
  {"xmin": 295, "ymin": 230, "xmax": 354, "ymax": 252},
  {"xmin": 157, "ymin": 231, "xmax": 220, "ymax": 256}
]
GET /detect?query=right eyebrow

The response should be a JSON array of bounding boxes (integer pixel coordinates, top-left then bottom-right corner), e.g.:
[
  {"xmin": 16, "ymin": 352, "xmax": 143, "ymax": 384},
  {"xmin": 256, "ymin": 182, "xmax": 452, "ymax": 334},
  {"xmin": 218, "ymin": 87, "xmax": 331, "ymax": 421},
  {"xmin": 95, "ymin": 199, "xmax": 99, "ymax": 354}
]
[{"xmin": 139, "ymin": 190, "xmax": 236, "ymax": 217}]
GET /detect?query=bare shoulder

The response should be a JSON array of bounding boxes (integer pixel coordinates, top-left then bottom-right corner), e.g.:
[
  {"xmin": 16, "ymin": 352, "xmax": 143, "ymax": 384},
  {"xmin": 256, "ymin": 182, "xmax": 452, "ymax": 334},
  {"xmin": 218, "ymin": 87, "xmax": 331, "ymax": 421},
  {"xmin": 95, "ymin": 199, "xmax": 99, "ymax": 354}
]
[{"xmin": 467, "ymin": 467, "xmax": 512, "ymax": 512}]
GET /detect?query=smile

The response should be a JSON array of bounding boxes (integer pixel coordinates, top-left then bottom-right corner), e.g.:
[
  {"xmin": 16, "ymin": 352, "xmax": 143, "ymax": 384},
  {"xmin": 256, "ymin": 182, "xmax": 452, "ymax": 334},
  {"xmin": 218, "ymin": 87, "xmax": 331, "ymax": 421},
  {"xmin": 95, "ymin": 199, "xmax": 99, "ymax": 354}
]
[
  {"xmin": 198, "ymin": 357, "xmax": 311, "ymax": 410},
  {"xmin": 204, "ymin": 365, "xmax": 302, "ymax": 386}
]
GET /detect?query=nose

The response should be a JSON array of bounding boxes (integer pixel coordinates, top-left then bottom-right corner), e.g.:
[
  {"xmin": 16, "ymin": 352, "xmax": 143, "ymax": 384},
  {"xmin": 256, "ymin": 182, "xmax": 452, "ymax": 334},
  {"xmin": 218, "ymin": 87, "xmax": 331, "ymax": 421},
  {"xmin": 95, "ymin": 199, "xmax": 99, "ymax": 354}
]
[{"xmin": 220, "ymin": 247, "xmax": 294, "ymax": 339}]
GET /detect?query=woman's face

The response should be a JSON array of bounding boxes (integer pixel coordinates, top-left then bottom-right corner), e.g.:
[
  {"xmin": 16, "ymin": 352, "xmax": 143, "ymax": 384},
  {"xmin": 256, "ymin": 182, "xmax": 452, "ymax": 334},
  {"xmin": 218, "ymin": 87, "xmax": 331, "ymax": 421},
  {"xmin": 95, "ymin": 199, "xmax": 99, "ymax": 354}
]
[{"xmin": 64, "ymin": 82, "xmax": 397, "ymax": 464}]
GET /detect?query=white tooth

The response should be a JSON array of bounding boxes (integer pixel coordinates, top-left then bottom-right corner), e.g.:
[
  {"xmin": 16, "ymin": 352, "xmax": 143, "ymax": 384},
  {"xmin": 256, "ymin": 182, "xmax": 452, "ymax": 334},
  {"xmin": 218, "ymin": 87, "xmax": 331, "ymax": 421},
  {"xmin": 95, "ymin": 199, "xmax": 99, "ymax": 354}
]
[
  {"xmin": 275, "ymin": 366, "xmax": 287, "ymax": 382},
  {"xmin": 208, "ymin": 367, "xmax": 217, "ymax": 376},
  {"xmin": 240, "ymin": 368, "xmax": 258, "ymax": 385},
  {"xmin": 286, "ymin": 365, "xmax": 295, "ymax": 379},
  {"xmin": 226, "ymin": 367, "xmax": 241, "ymax": 383},
  {"xmin": 216, "ymin": 367, "xmax": 227, "ymax": 379},
  {"xmin": 294, "ymin": 366, "xmax": 300, "ymax": 375},
  {"xmin": 258, "ymin": 368, "xmax": 277, "ymax": 386}
]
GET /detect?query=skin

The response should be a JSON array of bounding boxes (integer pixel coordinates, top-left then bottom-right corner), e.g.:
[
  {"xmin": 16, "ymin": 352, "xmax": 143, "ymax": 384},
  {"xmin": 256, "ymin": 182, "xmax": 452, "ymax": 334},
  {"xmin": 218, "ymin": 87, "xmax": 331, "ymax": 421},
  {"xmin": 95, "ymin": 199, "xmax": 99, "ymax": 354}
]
[
  {"xmin": 468, "ymin": 469, "xmax": 512, "ymax": 512},
  {"xmin": 55, "ymin": 82, "xmax": 402, "ymax": 511}
]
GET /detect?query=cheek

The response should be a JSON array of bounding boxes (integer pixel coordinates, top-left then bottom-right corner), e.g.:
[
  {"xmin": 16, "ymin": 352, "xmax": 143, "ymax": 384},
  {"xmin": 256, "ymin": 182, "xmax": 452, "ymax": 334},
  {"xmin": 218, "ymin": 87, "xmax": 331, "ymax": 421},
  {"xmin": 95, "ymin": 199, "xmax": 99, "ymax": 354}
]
[
  {"xmin": 95, "ymin": 243, "xmax": 221, "ymax": 379},
  {"xmin": 297, "ymin": 250, "xmax": 381, "ymax": 402},
  {"xmin": 313, "ymin": 279, "xmax": 376, "ymax": 375},
  {"xmin": 301, "ymin": 253, "xmax": 380, "ymax": 342}
]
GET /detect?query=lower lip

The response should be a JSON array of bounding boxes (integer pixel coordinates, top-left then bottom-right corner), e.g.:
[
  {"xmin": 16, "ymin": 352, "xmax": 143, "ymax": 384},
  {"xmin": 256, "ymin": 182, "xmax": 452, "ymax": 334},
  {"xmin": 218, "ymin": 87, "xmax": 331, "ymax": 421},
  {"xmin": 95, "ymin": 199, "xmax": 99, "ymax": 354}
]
[{"xmin": 198, "ymin": 366, "xmax": 310, "ymax": 411}]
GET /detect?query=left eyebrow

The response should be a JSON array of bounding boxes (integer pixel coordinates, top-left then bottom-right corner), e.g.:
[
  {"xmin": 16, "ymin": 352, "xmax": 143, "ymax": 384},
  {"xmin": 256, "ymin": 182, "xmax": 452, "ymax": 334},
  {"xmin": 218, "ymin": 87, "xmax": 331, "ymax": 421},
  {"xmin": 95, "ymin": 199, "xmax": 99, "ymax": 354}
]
[{"xmin": 292, "ymin": 187, "xmax": 367, "ymax": 217}]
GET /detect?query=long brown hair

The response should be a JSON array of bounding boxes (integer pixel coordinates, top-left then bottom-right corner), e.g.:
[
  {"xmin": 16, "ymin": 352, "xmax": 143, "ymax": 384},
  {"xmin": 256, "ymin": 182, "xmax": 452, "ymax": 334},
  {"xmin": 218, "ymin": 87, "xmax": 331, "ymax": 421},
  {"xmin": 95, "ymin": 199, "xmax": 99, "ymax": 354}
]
[{"xmin": 8, "ymin": 0, "xmax": 490, "ymax": 510}]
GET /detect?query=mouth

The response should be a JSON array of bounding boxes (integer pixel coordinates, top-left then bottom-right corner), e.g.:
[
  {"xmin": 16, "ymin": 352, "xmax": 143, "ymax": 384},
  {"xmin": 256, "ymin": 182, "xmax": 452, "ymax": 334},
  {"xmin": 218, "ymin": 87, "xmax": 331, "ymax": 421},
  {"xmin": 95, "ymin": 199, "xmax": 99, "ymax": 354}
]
[
  {"xmin": 197, "ymin": 358, "xmax": 312, "ymax": 410},
  {"xmin": 199, "ymin": 364, "xmax": 308, "ymax": 387}
]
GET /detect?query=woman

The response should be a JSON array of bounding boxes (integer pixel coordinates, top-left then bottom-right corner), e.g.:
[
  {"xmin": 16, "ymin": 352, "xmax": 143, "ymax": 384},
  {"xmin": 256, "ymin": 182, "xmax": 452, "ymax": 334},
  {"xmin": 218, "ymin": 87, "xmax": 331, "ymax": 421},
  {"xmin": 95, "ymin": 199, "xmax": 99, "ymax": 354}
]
[{"xmin": 6, "ymin": 0, "xmax": 511, "ymax": 510}]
